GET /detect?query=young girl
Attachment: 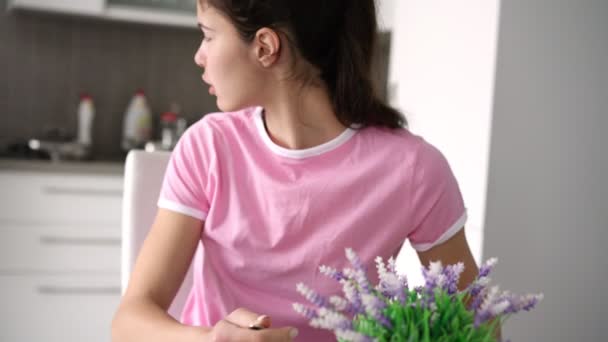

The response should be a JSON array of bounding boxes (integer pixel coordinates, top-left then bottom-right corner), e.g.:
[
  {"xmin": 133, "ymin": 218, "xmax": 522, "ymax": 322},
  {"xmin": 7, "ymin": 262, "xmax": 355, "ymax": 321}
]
[{"xmin": 112, "ymin": 1, "xmax": 481, "ymax": 341}]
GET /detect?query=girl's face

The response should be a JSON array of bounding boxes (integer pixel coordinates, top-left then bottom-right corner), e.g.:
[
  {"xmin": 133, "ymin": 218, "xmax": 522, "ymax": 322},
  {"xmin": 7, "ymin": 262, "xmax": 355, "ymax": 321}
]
[{"xmin": 194, "ymin": 3, "xmax": 263, "ymax": 111}]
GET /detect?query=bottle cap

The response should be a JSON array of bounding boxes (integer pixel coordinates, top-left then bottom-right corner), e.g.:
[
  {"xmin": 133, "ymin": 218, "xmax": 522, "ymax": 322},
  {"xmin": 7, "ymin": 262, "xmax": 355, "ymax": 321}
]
[{"xmin": 161, "ymin": 111, "xmax": 178, "ymax": 123}]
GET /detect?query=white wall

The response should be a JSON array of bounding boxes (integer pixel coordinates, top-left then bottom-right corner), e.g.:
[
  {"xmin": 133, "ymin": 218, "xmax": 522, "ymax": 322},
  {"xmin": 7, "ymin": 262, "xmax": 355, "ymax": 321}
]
[
  {"xmin": 376, "ymin": 0, "xmax": 394, "ymax": 31},
  {"xmin": 483, "ymin": 0, "xmax": 607, "ymax": 340},
  {"xmin": 388, "ymin": 0, "xmax": 501, "ymax": 286},
  {"xmin": 389, "ymin": 0, "xmax": 608, "ymax": 340}
]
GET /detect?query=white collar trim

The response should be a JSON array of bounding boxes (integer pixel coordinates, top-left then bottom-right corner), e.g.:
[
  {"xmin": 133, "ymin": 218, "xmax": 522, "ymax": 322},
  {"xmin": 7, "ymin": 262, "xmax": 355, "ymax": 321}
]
[{"xmin": 253, "ymin": 106, "xmax": 358, "ymax": 159}]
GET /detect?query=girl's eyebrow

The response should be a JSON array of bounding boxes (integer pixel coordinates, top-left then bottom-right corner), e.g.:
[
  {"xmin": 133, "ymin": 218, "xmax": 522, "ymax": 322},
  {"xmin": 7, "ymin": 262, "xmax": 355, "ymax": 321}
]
[{"xmin": 198, "ymin": 23, "xmax": 215, "ymax": 31}]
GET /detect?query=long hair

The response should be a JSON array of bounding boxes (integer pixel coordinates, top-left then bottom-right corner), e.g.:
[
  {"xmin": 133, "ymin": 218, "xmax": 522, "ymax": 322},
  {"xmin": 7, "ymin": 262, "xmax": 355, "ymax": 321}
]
[{"xmin": 203, "ymin": 0, "xmax": 407, "ymax": 129}]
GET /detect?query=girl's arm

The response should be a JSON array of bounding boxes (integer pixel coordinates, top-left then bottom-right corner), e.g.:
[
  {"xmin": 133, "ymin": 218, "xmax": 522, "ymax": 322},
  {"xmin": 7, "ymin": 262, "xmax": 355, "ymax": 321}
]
[
  {"xmin": 416, "ymin": 227, "xmax": 503, "ymax": 341},
  {"xmin": 111, "ymin": 208, "xmax": 210, "ymax": 342}
]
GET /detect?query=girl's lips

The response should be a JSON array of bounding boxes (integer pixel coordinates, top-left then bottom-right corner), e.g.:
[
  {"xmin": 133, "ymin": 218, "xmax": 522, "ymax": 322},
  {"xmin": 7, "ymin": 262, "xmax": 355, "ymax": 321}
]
[{"xmin": 201, "ymin": 75, "xmax": 215, "ymax": 95}]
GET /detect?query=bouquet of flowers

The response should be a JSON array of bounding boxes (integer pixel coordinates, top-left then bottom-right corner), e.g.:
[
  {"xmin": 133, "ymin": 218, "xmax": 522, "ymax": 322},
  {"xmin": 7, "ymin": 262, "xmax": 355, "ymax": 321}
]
[{"xmin": 293, "ymin": 248, "xmax": 542, "ymax": 342}]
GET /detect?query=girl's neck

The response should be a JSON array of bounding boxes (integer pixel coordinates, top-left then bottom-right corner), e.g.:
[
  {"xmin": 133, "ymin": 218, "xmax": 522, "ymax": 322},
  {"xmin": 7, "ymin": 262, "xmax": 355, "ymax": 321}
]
[{"xmin": 260, "ymin": 83, "xmax": 348, "ymax": 150}]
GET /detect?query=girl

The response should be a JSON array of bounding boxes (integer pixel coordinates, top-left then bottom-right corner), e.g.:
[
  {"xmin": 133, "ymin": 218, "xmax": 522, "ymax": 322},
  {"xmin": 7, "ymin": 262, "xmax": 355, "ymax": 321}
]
[{"xmin": 112, "ymin": 1, "xmax": 481, "ymax": 341}]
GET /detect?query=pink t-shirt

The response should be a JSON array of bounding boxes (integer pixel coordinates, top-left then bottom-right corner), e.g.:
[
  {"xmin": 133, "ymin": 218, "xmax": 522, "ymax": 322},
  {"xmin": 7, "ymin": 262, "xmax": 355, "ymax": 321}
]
[{"xmin": 157, "ymin": 106, "xmax": 467, "ymax": 340}]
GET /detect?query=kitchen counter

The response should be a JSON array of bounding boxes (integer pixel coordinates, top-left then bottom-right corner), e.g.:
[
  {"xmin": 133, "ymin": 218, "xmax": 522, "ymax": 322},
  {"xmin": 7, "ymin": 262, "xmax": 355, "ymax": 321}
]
[{"xmin": 0, "ymin": 158, "xmax": 125, "ymax": 176}]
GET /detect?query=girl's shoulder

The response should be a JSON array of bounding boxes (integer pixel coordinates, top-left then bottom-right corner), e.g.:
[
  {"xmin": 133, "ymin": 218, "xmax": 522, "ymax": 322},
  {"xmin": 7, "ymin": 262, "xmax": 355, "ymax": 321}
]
[
  {"xmin": 181, "ymin": 107, "xmax": 257, "ymax": 145},
  {"xmin": 188, "ymin": 106, "xmax": 255, "ymax": 132},
  {"xmin": 360, "ymin": 124, "xmax": 428, "ymax": 157}
]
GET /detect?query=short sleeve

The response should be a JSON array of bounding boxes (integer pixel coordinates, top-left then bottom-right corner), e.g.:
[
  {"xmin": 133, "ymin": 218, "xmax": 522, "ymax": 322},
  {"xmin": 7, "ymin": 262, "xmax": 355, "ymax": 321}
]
[
  {"xmin": 407, "ymin": 140, "xmax": 467, "ymax": 252},
  {"xmin": 157, "ymin": 123, "xmax": 211, "ymax": 221}
]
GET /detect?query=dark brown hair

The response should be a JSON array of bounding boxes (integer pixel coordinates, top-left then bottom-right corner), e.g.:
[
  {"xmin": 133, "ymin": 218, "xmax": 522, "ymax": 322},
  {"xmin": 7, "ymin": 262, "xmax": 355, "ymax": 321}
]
[{"xmin": 202, "ymin": 0, "xmax": 407, "ymax": 129}]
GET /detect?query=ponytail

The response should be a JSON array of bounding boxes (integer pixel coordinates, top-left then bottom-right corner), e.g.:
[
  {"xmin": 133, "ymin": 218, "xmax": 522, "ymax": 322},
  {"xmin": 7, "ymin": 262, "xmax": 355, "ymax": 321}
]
[{"xmin": 325, "ymin": 1, "xmax": 407, "ymax": 129}]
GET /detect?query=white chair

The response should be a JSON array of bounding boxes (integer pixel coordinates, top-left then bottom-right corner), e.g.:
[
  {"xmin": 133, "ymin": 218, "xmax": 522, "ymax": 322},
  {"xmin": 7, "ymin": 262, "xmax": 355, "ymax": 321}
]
[{"xmin": 121, "ymin": 150, "xmax": 194, "ymax": 319}]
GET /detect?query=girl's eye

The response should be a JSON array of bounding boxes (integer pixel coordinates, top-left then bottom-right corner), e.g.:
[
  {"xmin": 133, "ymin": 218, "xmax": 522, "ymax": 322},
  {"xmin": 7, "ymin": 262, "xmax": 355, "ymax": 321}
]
[{"xmin": 201, "ymin": 32, "xmax": 212, "ymax": 42}]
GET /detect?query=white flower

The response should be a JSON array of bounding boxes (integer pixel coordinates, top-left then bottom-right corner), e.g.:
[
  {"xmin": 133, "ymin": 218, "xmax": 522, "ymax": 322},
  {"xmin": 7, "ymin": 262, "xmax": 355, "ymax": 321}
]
[
  {"xmin": 486, "ymin": 257, "xmax": 498, "ymax": 268},
  {"xmin": 377, "ymin": 272, "xmax": 402, "ymax": 294},
  {"xmin": 478, "ymin": 277, "xmax": 491, "ymax": 286},
  {"xmin": 480, "ymin": 286, "xmax": 500, "ymax": 312},
  {"xmin": 490, "ymin": 300, "xmax": 510, "ymax": 316},
  {"xmin": 296, "ymin": 283, "xmax": 313, "ymax": 299},
  {"xmin": 342, "ymin": 279, "xmax": 358, "ymax": 304},
  {"xmin": 293, "ymin": 303, "xmax": 306, "ymax": 314},
  {"xmin": 375, "ymin": 256, "xmax": 387, "ymax": 278},
  {"xmin": 428, "ymin": 261, "xmax": 444, "ymax": 277},
  {"xmin": 452, "ymin": 262, "xmax": 465, "ymax": 275},
  {"xmin": 335, "ymin": 329, "xmax": 371, "ymax": 342},
  {"xmin": 310, "ymin": 307, "xmax": 350, "ymax": 330},
  {"xmin": 329, "ymin": 296, "xmax": 349, "ymax": 311},
  {"xmin": 388, "ymin": 256, "xmax": 397, "ymax": 273},
  {"xmin": 345, "ymin": 248, "xmax": 357, "ymax": 263},
  {"xmin": 360, "ymin": 293, "xmax": 383, "ymax": 317}
]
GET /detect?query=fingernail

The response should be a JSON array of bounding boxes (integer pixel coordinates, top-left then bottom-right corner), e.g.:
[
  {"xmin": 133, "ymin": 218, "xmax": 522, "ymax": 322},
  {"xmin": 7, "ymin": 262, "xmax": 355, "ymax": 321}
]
[
  {"xmin": 255, "ymin": 315, "xmax": 268, "ymax": 323},
  {"xmin": 289, "ymin": 328, "xmax": 299, "ymax": 339}
]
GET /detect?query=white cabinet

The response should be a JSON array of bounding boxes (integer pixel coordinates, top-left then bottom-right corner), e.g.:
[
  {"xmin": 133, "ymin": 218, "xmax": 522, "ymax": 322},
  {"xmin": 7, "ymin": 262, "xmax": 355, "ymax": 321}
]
[
  {"xmin": 0, "ymin": 170, "xmax": 123, "ymax": 342},
  {"xmin": 8, "ymin": 0, "xmax": 105, "ymax": 16},
  {"xmin": 0, "ymin": 274, "xmax": 120, "ymax": 342}
]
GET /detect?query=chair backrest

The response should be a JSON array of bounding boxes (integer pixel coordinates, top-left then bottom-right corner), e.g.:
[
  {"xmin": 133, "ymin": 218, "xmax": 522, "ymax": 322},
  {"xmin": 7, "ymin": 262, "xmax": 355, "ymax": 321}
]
[{"xmin": 121, "ymin": 150, "xmax": 193, "ymax": 319}]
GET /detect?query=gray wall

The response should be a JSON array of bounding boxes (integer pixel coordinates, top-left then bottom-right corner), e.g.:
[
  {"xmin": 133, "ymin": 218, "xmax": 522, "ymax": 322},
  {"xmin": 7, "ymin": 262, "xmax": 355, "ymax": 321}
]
[
  {"xmin": 0, "ymin": 0, "xmax": 217, "ymax": 160},
  {"xmin": 0, "ymin": 1, "xmax": 392, "ymax": 161},
  {"xmin": 484, "ymin": 0, "xmax": 607, "ymax": 340}
]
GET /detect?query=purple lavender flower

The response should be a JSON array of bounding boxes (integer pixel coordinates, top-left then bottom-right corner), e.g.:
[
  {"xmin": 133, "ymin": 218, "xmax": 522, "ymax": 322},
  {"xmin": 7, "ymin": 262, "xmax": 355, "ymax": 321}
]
[
  {"xmin": 473, "ymin": 285, "xmax": 544, "ymax": 327},
  {"xmin": 319, "ymin": 265, "xmax": 347, "ymax": 282},
  {"xmin": 360, "ymin": 293, "xmax": 393, "ymax": 329},
  {"xmin": 292, "ymin": 303, "xmax": 318, "ymax": 320},
  {"xmin": 479, "ymin": 257, "xmax": 498, "ymax": 278},
  {"xmin": 310, "ymin": 307, "xmax": 353, "ymax": 331},
  {"xmin": 341, "ymin": 277, "xmax": 365, "ymax": 315},
  {"xmin": 335, "ymin": 329, "xmax": 374, "ymax": 342},
  {"xmin": 375, "ymin": 256, "xmax": 408, "ymax": 303},
  {"xmin": 293, "ymin": 248, "xmax": 542, "ymax": 342},
  {"xmin": 442, "ymin": 262, "xmax": 464, "ymax": 295},
  {"xmin": 296, "ymin": 282, "xmax": 330, "ymax": 308},
  {"xmin": 466, "ymin": 258, "xmax": 497, "ymax": 311},
  {"xmin": 345, "ymin": 249, "xmax": 373, "ymax": 294},
  {"xmin": 421, "ymin": 261, "xmax": 446, "ymax": 309}
]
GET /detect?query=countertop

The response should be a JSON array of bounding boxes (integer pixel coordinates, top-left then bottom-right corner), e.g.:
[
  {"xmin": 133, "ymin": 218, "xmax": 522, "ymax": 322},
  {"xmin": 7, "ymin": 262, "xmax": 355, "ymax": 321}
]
[{"xmin": 0, "ymin": 158, "xmax": 125, "ymax": 176}]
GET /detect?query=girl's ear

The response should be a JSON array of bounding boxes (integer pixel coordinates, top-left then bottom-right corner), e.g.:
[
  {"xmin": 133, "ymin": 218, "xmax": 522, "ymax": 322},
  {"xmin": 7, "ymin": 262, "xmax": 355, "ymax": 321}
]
[{"xmin": 253, "ymin": 28, "xmax": 281, "ymax": 68}]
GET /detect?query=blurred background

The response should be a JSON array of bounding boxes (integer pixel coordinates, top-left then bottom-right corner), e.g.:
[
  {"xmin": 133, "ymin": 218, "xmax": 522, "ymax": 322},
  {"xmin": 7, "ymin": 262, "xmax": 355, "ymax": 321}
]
[{"xmin": 0, "ymin": 0, "xmax": 606, "ymax": 341}]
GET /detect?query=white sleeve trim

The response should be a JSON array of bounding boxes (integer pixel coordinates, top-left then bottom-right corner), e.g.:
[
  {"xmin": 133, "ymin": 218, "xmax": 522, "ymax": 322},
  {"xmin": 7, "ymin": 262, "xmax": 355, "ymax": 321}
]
[
  {"xmin": 157, "ymin": 198, "xmax": 208, "ymax": 221},
  {"xmin": 411, "ymin": 210, "xmax": 468, "ymax": 252}
]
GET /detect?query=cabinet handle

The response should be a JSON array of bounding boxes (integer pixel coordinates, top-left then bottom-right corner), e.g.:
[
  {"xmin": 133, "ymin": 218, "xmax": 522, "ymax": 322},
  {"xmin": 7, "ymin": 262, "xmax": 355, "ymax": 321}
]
[
  {"xmin": 37, "ymin": 286, "xmax": 121, "ymax": 295},
  {"xmin": 40, "ymin": 236, "xmax": 120, "ymax": 246},
  {"xmin": 42, "ymin": 186, "xmax": 122, "ymax": 197}
]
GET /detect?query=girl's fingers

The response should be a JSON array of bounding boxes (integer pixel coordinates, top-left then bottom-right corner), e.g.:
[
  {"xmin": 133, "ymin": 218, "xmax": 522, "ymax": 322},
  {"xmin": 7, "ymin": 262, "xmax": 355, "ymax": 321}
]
[
  {"xmin": 214, "ymin": 319, "xmax": 298, "ymax": 342},
  {"xmin": 225, "ymin": 307, "xmax": 272, "ymax": 329}
]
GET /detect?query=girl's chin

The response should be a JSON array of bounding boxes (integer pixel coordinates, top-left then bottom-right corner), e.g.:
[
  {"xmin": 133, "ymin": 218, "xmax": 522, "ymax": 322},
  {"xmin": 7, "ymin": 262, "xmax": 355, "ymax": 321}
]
[{"xmin": 217, "ymin": 99, "xmax": 252, "ymax": 113}]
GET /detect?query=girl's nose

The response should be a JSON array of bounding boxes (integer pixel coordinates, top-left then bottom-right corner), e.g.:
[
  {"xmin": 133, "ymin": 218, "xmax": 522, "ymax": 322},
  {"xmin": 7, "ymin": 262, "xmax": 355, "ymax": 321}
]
[{"xmin": 194, "ymin": 43, "xmax": 206, "ymax": 68}]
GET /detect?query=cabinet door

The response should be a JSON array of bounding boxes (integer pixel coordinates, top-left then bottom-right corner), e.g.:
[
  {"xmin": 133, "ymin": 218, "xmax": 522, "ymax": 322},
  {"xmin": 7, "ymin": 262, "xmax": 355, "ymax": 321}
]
[
  {"xmin": 0, "ymin": 172, "xmax": 123, "ymax": 224},
  {"xmin": 0, "ymin": 274, "xmax": 120, "ymax": 342},
  {"xmin": 8, "ymin": 0, "xmax": 104, "ymax": 16},
  {"xmin": 0, "ymin": 224, "xmax": 120, "ymax": 272}
]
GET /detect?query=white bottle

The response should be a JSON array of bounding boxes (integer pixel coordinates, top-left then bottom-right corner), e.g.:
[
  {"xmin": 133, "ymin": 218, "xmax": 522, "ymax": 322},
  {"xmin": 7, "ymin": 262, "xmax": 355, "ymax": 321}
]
[
  {"xmin": 76, "ymin": 93, "xmax": 95, "ymax": 146},
  {"xmin": 121, "ymin": 90, "xmax": 152, "ymax": 151}
]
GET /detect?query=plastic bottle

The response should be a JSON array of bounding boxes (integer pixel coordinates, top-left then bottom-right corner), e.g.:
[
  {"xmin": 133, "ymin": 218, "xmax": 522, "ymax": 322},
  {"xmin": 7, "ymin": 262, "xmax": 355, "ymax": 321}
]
[
  {"xmin": 121, "ymin": 89, "xmax": 152, "ymax": 151},
  {"xmin": 76, "ymin": 93, "xmax": 95, "ymax": 146},
  {"xmin": 160, "ymin": 111, "xmax": 178, "ymax": 150}
]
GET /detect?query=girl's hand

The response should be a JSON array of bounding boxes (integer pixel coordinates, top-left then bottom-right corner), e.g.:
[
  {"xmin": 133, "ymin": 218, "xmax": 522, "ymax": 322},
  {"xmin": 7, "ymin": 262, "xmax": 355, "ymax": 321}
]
[{"xmin": 209, "ymin": 308, "xmax": 299, "ymax": 342}]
